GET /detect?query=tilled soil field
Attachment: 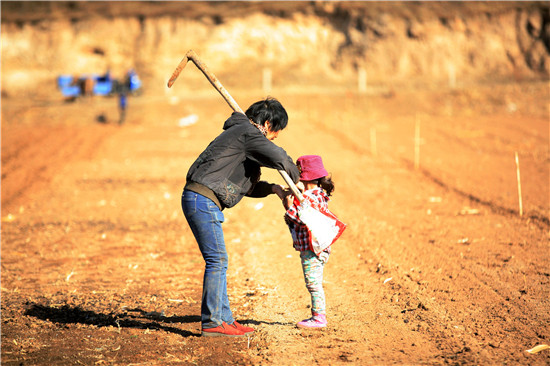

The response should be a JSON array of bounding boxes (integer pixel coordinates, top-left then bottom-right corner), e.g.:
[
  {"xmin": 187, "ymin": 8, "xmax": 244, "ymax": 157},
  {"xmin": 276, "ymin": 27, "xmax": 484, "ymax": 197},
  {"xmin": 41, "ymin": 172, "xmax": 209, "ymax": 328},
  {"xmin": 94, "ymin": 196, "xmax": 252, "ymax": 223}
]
[{"xmin": 1, "ymin": 81, "xmax": 549, "ymax": 365}]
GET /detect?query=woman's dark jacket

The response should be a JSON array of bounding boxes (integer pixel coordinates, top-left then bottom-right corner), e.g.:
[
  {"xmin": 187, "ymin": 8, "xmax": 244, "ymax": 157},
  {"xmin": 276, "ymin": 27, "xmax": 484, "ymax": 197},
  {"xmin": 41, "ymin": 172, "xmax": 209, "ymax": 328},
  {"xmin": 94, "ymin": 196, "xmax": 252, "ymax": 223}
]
[{"xmin": 185, "ymin": 112, "xmax": 300, "ymax": 210}]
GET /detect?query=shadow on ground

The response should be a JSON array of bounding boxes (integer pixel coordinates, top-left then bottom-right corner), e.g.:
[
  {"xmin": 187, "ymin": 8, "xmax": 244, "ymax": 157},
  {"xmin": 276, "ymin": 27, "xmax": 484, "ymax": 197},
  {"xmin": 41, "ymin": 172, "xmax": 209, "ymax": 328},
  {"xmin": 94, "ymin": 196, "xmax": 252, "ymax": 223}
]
[{"xmin": 24, "ymin": 303, "xmax": 200, "ymax": 337}]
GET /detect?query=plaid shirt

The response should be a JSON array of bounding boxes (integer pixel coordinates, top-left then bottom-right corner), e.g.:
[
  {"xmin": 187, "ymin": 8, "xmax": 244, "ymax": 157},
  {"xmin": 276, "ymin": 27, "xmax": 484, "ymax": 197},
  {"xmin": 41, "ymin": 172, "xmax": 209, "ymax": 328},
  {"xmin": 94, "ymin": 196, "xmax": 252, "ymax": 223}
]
[{"xmin": 285, "ymin": 187, "xmax": 331, "ymax": 253}]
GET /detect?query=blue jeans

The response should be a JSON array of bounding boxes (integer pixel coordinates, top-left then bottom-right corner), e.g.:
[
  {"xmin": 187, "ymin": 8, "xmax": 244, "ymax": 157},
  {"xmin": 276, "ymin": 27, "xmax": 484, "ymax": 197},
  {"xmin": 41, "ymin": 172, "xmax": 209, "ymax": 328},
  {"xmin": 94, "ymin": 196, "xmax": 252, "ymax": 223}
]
[{"xmin": 181, "ymin": 189, "xmax": 234, "ymax": 329}]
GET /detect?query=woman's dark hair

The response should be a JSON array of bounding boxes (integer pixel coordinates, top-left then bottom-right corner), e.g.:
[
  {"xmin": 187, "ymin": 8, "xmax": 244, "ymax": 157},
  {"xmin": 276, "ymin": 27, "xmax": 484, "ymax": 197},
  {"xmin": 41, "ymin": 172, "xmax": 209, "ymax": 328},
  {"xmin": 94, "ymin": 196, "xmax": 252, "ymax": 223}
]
[
  {"xmin": 316, "ymin": 176, "xmax": 335, "ymax": 197},
  {"xmin": 245, "ymin": 97, "xmax": 288, "ymax": 132}
]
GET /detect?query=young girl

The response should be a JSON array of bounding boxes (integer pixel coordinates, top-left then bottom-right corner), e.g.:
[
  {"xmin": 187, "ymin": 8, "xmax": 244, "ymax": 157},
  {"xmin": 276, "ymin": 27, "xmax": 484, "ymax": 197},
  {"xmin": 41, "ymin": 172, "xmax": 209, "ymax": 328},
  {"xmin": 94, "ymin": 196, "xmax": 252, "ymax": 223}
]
[{"xmin": 282, "ymin": 155, "xmax": 336, "ymax": 329}]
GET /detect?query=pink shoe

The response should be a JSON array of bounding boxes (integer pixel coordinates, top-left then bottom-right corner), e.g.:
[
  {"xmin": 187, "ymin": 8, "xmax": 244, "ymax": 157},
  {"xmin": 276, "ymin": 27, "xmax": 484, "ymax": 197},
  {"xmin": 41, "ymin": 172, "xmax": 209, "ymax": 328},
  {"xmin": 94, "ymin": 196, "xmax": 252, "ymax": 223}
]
[{"xmin": 297, "ymin": 313, "xmax": 327, "ymax": 329}]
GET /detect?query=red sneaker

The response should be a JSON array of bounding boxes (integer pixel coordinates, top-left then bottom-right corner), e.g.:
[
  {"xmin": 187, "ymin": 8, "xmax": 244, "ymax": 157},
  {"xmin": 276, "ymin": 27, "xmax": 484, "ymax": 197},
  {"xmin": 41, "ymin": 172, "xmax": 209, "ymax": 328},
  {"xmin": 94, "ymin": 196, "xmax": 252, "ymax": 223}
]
[
  {"xmin": 201, "ymin": 322, "xmax": 246, "ymax": 337},
  {"xmin": 231, "ymin": 320, "xmax": 254, "ymax": 334}
]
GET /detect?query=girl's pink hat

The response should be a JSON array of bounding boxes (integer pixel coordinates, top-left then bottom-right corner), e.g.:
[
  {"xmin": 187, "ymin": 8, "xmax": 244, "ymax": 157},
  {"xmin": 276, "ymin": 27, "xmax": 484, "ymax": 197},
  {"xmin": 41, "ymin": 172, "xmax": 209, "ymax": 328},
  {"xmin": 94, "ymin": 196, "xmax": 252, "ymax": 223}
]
[{"xmin": 296, "ymin": 155, "xmax": 328, "ymax": 181}]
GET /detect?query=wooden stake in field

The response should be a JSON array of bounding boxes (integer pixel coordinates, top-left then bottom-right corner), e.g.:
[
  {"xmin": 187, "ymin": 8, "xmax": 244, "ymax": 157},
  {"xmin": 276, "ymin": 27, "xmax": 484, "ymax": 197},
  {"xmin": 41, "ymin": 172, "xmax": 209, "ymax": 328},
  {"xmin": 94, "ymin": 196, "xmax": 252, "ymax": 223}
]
[
  {"xmin": 358, "ymin": 67, "xmax": 367, "ymax": 94},
  {"xmin": 515, "ymin": 151, "xmax": 523, "ymax": 216},
  {"xmin": 370, "ymin": 127, "xmax": 377, "ymax": 157},
  {"xmin": 414, "ymin": 114, "xmax": 420, "ymax": 170},
  {"xmin": 263, "ymin": 67, "xmax": 272, "ymax": 94},
  {"xmin": 448, "ymin": 63, "xmax": 456, "ymax": 89}
]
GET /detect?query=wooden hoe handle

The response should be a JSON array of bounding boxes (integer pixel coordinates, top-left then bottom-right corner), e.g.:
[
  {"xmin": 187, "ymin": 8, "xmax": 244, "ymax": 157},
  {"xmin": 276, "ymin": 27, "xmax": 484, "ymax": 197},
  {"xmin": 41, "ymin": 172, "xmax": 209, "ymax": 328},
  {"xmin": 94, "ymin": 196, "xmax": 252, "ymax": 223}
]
[
  {"xmin": 167, "ymin": 50, "xmax": 244, "ymax": 114},
  {"xmin": 167, "ymin": 49, "xmax": 303, "ymax": 202}
]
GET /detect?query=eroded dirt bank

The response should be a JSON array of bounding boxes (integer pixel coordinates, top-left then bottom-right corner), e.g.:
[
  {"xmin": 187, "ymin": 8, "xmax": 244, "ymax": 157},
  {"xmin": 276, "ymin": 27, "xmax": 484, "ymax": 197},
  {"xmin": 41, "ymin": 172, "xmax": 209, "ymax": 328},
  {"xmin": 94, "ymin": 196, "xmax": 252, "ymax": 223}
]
[{"xmin": 1, "ymin": 1, "xmax": 549, "ymax": 98}]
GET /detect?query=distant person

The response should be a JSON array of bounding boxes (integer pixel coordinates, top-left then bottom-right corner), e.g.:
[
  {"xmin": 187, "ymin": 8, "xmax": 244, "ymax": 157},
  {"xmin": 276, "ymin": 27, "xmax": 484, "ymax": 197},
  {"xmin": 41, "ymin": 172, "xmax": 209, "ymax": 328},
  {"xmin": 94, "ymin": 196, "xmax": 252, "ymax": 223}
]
[
  {"xmin": 280, "ymin": 155, "xmax": 338, "ymax": 329},
  {"xmin": 78, "ymin": 76, "xmax": 95, "ymax": 97},
  {"xmin": 118, "ymin": 91, "xmax": 127, "ymax": 125},
  {"xmin": 181, "ymin": 97, "xmax": 300, "ymax": 337},
  {"xmin": 125, "ymin": 68, "xmax": 141, "ymax": 95}
]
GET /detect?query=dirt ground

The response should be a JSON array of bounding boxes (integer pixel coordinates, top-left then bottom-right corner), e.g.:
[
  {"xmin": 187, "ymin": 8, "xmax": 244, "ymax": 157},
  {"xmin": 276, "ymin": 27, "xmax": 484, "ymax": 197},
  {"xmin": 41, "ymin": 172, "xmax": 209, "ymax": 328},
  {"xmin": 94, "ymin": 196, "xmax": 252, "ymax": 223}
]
[{"xmin": 1, "ymin": 80, "xmax": 549, "ymax": 365}]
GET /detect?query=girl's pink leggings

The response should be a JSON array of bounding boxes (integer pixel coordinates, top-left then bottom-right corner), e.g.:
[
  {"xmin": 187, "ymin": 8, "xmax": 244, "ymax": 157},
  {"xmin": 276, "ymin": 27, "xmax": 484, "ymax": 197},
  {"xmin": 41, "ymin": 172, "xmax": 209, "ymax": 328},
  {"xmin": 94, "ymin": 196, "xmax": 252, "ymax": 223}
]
[{"xmin": 300, "ymin": 250, "xmax": 329, "ymax": 315}]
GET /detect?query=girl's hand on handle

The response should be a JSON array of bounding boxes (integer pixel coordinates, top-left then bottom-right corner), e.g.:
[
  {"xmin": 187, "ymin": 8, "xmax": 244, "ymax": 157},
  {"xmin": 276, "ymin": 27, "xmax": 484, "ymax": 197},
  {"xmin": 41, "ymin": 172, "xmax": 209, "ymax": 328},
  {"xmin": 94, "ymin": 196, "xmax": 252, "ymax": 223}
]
[
  {"xmin": 282, "ymin": 191, "xmax": 294, "ymax": 210},
  {"xmin": 272, "ymin": 184, "xmax": 294, "ymax": 209}
]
